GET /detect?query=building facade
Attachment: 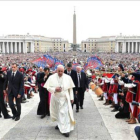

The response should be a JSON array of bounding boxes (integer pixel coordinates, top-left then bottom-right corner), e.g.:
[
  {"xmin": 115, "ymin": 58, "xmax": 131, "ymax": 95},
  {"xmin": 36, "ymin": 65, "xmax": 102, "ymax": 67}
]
[
  {"xmin": 0, "ymin": 34, "xmax": 34, "ymax": 54},
  {"xmin": 51, "ymin": 38, "xmax": 69, "ymax": 52},
  {"xmin": 81, "ymin": 35, "xmax": 140, "ymax": 53},
  {"xmin": 115, "ymin": 36, "xmax": 140, "ymax": 53},
  {"xmin": 81, "ymin": 36, "xmax": 116, "ymax": 53},
  {"xmin": 0, "ymin": 34, "xmax": 70, "ymax": 54}
]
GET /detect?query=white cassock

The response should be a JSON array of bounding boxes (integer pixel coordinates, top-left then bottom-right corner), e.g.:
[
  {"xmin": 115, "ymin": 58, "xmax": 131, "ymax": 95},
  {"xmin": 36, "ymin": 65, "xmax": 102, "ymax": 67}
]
[{"xmin": 44, "ymin": 73, "xmax": 75, "ymax": 134}]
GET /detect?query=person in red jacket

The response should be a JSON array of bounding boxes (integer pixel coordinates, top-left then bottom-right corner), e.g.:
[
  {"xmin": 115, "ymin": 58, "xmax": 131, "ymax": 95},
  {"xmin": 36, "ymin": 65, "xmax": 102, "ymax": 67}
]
[{"xmin": 125, "ymin": 73, "xmax": 139, "ymax": 124}]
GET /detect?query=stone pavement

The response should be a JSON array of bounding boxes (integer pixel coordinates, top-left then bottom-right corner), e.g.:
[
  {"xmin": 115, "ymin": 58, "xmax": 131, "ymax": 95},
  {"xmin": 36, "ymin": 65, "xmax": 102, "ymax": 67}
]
[
  {"xmin": 1, "ymin": 92, "xmax": 112, "ymax": 140},
  {"xmin": 90, "ymin": 90, "xmax": 138, "ymax": 140}
]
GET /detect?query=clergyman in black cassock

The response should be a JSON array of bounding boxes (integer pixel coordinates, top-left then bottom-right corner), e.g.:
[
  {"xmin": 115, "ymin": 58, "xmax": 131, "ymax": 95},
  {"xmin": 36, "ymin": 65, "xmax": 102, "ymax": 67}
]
[{"xmin": 37, "ymin": 67, "xmax": 52, "ymax": 119}]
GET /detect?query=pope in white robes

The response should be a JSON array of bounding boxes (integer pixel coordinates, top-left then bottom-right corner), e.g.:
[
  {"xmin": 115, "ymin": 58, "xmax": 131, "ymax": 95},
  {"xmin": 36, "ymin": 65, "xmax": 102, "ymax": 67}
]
[{"xmin": 44, "ymin": 65, "xmax": 75, "ymax": 137}]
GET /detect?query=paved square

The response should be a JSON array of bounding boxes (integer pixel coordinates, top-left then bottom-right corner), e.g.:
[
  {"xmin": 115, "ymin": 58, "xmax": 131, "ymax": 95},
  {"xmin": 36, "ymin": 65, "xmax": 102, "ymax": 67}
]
[{"xmin": 1, "ymin": 92, "xmax": 112, "ymax": 140}]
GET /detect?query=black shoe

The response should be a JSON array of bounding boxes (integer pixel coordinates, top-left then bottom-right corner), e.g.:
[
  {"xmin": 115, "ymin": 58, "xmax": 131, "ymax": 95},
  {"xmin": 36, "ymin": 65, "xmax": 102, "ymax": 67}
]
[
  {"xmin": 27, "ymin": 96, "xmax": 31, "ymax": 99},
  {"xmin": 41, "ymin": 115, "xmax": 46, "ymax": 119},
  {"xmin": 0, "ymin": 114, "xmax": 2, "ymax": 118},
  {"xmin": 55, "ymin": 125, "xmax": 59, "ymax": 130},
  {"xmin": 47, "ymin": 113, "xmax": 50, "ymax": 116},
  {"xmin": 111, "ymin": 109, "xmax": 118, "ymax": 112},
  {"xmin": 4, "ymin": 115, "xmax": 12, "ymax": 119},
  {"xmin": 63, "ymin": 133, "xmax": 69, "ymax": 137},
  {"xmin": 98, "ymin": 97, "xmax": 103, "ymax": 101},
  {"xmin": 76, "ymin": 110, "xmax": 79, "ymax": 113},
  {"xmin": 12, "ymin": 116, "xmax": 16, "ymax": 120},
  {"xmin": 23, "ymin": 98, "xmax": 26, "ymax": 101},
  {"xmin": 80, "ymin": 106, "xmax": 83, "ymax": 109},
  {"xmin": 21, "ymin": 100, "xmax": 27, "ymax": 103},
  {"xmin": 15, "ymin": 116, "xmax": 20, "ymax": 121}
]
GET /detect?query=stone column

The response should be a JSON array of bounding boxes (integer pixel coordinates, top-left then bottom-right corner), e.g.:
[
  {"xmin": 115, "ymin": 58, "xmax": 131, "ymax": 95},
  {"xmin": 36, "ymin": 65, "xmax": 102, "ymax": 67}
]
[
  {"xmin": 0, "ymin": 43, "xmax": 2, "ymax": 53},
  {"xmin": 132, "ymin": 42, "xmax": 134, "ymax": 53},
  {"xmin": 19, "ymin": 42, "xmax": 21, "ymax": 53},
  {"xmin": 15, "ymin": 42, "xmax": 17, "ymax": 53},
  {"xmin": 116, "ymin": 42, "xmax": 119, "ymax": 52},
  {"xmin": 128, "ymin": 42, "xmax": 130, "ymax": 53},
  {"xmin": 2, "ymin": 42, "xmax": 5, "ymax": 54},
  {"xmin": 139, "ymin": 42, "xmax": 140, "ymax": 53},
  {"xmin": 122, "ymin": 42, "xmax": 126, "ymax": 53},
  {"xmin": 22, "ymin": 42, "xmax": 25, "ymax": 53},
  {"xmin": 11, "ymin": 42, "xmax": 13, "ymax": 53},
  {"xmin": 24, "ymin": 42, "xmax": 27, "ymax": 53},
  {"xmin": 31, "ymin": 41, "xmax": 34, "ymax": 53},
  {"xmin": 136, "ymin": 42, "xmax": 138, "ymax": 53},
  {"xmin": 25, "ymin": 42, "xmax": 27, "ymax": 53},
  {"xmin": 7, "ymin": 42, "xmax": 9, "ymax": 54},
  {"xmin": 137, "ymin": 42, "xmax": 139, "ymax": 53}
]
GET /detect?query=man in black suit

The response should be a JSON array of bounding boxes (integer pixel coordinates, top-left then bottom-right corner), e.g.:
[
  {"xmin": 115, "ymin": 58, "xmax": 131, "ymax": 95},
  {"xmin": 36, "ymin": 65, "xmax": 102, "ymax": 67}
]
[
  {"xmin": 4, "ymin": 63, "xmax": 24, "ymax": 121},
  {"xmin": 64, "ymin": 63, "xmax": 78, "ymax": 111},
  {"xmin": 75, "ymin": 66, "xmax": 88, "ymax": 111},
  {"xmin": 64, "ymin": 63, "xmax": 77, "ymax": 85},
  {"xmin": 0, "ymin": 67, "xmax": 12, "ymax": 119}
]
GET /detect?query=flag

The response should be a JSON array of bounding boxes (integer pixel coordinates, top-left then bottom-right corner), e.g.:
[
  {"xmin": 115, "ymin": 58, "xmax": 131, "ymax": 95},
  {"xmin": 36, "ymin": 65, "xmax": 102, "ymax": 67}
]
[
  {"xmin": 32, "ymin": 54, "xmax": 64, "ymax": 69},
  {"xmin": 85, "ymin": 56, "xmax": 103, "ymax": 71},
  {"xmin": 72, "ymin": 63, "xmax": 80, "ymax": 71},
  {"xmin": 53, "ymin": 58, "xmax": 64, "ymax": 70}
]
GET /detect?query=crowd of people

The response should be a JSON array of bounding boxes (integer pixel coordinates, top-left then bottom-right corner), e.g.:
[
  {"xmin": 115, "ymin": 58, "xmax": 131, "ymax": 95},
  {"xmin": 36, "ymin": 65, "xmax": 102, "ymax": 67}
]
[{"xmin": 0, "ymin": 52, "xmax": 140, "ymax": 139}]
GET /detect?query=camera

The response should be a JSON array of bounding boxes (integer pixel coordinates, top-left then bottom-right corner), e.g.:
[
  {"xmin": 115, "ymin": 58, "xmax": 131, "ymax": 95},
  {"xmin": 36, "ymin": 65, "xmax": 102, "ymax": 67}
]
[
  {"xmin": 119, "ymin": 89, "xmax": 122, "ymax": 93},
  {"xmin": 132, "ymin": 101, "xmax": 140, "ymax": 106},
  {"xmin": 0, "ymin": 71, "xmax": 3, "ymax": 74}
]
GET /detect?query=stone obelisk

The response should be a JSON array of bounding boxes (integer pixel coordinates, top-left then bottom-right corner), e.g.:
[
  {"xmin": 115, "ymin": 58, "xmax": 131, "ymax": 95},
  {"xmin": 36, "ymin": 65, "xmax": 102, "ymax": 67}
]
[
  {"xmin": 73, "ymin": 7, "xmax": 77, "ymax": 51},
  {"xmin": 73, "ymin": 7, "xmax": 76, "ymax": 45}
]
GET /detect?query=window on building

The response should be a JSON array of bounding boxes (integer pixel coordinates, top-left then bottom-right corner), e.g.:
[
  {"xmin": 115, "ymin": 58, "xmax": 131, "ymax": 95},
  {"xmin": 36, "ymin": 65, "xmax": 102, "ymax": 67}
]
[
  {"xmin": 60, "ymin": 44, "xmax": 61, "ymax": 46},
  {"xmin": 54, "ymin": 44, "xmax": 55, "ymax": 46}
]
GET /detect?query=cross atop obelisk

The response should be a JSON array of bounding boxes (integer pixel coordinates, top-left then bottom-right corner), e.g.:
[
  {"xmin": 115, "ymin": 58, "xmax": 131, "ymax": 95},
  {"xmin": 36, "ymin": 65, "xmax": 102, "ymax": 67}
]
[{"xmin": 73, "ymin": 6, "xmax": 77, "ymax": 45}]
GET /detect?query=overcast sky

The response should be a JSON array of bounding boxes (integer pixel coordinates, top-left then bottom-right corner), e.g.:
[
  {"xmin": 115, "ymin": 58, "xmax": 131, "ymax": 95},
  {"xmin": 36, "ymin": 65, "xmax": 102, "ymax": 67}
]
[{"xmin": 0, "ymin": 1, "xmax": 140, "ymax": 43}]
